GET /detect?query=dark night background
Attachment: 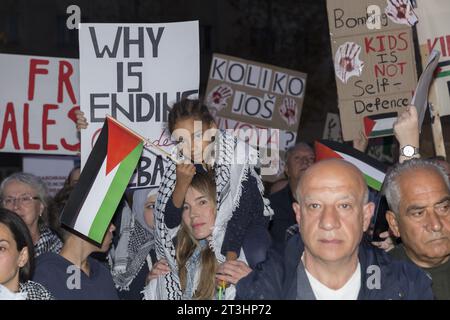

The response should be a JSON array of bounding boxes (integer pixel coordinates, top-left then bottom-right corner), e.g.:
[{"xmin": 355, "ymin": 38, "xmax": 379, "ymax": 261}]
[{"xmin": 0, "ymin": 0, "xmax": 448, "ymax": 178}]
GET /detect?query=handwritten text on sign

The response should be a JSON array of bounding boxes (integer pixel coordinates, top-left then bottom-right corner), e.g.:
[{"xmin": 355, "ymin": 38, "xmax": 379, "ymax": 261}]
[
  {"xmin": 0, "ymin": 54, "xmax": 79, "ymax": 154},
  {"xmin": 79, "ymin": 22, "xmax": 199, "ymax": 188}
]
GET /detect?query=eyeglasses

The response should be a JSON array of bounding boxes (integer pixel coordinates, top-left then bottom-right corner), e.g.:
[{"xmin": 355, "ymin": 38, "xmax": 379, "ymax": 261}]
[{"xmin": 2, "ymin": 196, "xmax": 40, "ymax": 208}]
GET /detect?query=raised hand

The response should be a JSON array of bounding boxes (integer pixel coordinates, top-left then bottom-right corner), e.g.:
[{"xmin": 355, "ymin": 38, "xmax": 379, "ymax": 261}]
[
  {"xmin": 207, "ymin": 84, "xmax": 233, "ymax": 111},
  {"xmin": 279, "ymin": 97, "xmax": 298, "ymax": 126},
  {"xmin": 335, "ymin": 42, "xmax": 364, "ymax": 84},
  {"xmin": 393, "ymin": 105, "xmax": 419, "ymax": 146},
  {"xmin": 393, "ymin": 105, "xmax": 420, "ymax": 163},
  {"xmin": 385, "ymin": 0, "xmax": 418, "ymax": 26}
]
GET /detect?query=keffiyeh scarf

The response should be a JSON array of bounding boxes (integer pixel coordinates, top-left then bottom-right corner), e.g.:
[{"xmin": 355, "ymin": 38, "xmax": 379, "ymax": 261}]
[
  {"xmin": 0, "ymin": 281, "xmax": 54, "ymax": 300},
  {"xmin": 34, "ymin": 226, "xmax": 63, "ymax": 258},
  {"xmin": 146, "ymin": 129, "xmax": 273, "ymax": 300},
  {"xmin": 109, "ymin": 189, "xmax": 156, "ymax": 291}
]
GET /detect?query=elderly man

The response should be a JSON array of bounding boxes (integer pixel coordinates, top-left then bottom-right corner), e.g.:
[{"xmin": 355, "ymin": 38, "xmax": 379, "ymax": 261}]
[
  {"xmin": 269, "ymin": 143, "xmax": 315, "ymax": 249},
  {"xmin": 384, "ymin": 159, "xmax": 450, "ymax": 300},
  {"xmin": 237, "ymin": 159, "xmax": 433, "ymax": 299}
]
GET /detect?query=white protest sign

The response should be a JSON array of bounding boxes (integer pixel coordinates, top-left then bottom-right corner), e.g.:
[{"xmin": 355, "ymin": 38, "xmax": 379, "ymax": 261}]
[
  {"xmin": 79, "ymin": 21, "xmax": 199, "ymax": 188},
  {"xmin": 23, "ymin": 155, "xmax": 78, "ymax": 197},
  {"xmin": 0, "ymin": 54, "xmax": 79, "ymax": 155}
]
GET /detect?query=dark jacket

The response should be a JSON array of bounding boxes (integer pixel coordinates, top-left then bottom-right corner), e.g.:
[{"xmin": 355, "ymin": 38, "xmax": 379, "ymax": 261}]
[
  {"xmin": 268, "ymin": 185, "xmax": 296, "ymax": 250},
  {"xmin": 236, "ymin": 233, "xmax": 434, "ymax": 300}
]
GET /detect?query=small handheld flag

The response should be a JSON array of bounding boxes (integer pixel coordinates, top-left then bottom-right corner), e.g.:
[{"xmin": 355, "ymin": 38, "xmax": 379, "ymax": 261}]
[
  {"xmin": 60, "ymin": 117, "xmax": 144, "ymax": 245},
  {"xmin": 217, "ymin": 280, "xmax": 226, "ymax": 300}
]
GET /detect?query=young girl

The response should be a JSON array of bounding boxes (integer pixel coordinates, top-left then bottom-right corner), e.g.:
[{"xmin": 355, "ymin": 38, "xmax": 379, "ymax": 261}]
[
  {"xmin": 154, "ymin": 98, "xmax": 272, "ymax": 299},
  {"xmin": 144, "ymin": 171, "xmax": 252, "ymax": 300},
  {"xmin": 75, "ymin": 98, "xmax": 273, "ymax": 298},
  {"xmin": 0, "ymin": 208, "xmax": 53, "ymax": 300}
]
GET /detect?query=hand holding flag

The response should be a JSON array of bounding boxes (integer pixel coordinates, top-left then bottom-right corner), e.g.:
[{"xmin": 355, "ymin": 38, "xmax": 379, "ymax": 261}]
[{"xmin": 60, "ymin": 116, "xmax": 145, "ymax": 245}]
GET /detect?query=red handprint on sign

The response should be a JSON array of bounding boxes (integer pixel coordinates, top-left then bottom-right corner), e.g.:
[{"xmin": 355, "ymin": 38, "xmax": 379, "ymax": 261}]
[
  {"xmin": 385, "ymin": 0, "xmax": 418, "ymax": 26},
  {"xmin": 279, "ymin": 98, "xmax": 298, "ymax": 126},
  {"xmin": 206, "ymin": 84, "xmax": 233, "ymax": 112},
  {"xmin": 334, "ymin": 42, "xmax": 364, "ymax": 84}
]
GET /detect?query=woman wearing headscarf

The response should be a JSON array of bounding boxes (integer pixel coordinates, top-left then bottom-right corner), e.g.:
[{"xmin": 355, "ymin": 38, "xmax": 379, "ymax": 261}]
[{"xmin": 109, "ymin": 189, "xmax": 158, "ymax": 300}]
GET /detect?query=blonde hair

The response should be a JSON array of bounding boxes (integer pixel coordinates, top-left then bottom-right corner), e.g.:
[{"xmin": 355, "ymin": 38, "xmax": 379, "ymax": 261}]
[{"xmin": 176, "ymin": 171, "xmax": 217, "ymax": 300}]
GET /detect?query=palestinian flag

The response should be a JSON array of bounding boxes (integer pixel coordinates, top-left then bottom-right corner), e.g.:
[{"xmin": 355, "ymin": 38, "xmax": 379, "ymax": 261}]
[
  {"xmin": 61, "ymin": 117, "xmax": 144, "ymax": 245},
  {"xmin": 436, "ymin": 60, "xmax": 450, "ymax": 79},
  {"xmin": 363, "ymin": 112, "xmax": 397, "ymax": 138},
  {"xmin": 314, "ymin": 140, "xmax": 387, "ymax": 191}
]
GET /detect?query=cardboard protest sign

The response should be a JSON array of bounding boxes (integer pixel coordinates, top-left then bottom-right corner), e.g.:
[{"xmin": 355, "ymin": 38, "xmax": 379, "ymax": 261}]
[
  {"xmin": 23, "ymin": 155, "xmax": 78, "ymax": 196},
  {"xmin": 206, "ymin": 53, "xmax": 306, "ymax": 134},
  {"xmin": 205, "ymin": 53, "xmax": 307, "ymax": 179},
  {"xmin": 326, "ymin": 0, "xmax": 418, "ymax": 141},
  {"xmin": 0, "ymin": 54, "xmax": 79, "ymax": 154},
  {"xmin": 415, "ymin": 0, "xmax": 450, "ymax": 116},
  {"xmin": 79, "ymin": 21, "xmax": 199, "ymax": 189},
  {"xmin": 214, "ymin": 116, "xmax": 288, "ymax": 178}
]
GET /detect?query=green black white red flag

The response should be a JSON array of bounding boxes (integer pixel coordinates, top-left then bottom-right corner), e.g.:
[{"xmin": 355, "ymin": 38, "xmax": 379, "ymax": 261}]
[
  {"xmin": 61, "ymin": 116, "xmax": 144, "ymax": 245},
  {"xmin": 314, "ymin": 140, "xmax": 387, "ymax": 191}
]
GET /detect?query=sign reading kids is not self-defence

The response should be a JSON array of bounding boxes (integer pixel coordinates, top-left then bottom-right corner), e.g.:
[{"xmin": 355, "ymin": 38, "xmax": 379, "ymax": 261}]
[{"xmin": 327, "ymin": 0, "xmax": 418, "ymax": 141}]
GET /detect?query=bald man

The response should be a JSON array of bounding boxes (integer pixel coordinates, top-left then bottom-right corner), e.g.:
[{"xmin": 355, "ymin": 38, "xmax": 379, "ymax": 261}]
[{"xmin": 236, "ymin": 159, "xmax": 433, "ymax": 300}]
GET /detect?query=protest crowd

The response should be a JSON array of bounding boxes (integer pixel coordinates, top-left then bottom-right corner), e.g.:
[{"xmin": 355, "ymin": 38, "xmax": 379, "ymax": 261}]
[{"xmin": 1, "ymin": 0, "xmax": 450, "ymax": 301}]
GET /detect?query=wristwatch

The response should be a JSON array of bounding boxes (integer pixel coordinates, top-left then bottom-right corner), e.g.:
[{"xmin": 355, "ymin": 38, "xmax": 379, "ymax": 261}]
[{"xmin": 400, "ymin": 145, "xmax": 419, "ymax": 157}]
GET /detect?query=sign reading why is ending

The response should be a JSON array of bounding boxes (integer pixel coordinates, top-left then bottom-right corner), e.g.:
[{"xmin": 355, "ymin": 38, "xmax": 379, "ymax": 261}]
[{"xmin": 326, "ymin": 0, "xmax": 418, "ymax": 141}]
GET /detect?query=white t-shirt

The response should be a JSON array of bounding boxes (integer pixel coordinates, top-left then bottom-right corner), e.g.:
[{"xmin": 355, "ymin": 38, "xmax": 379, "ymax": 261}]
[{"xmin": 304, "ymin": 262, "xmax": 361, "ymax": 300}]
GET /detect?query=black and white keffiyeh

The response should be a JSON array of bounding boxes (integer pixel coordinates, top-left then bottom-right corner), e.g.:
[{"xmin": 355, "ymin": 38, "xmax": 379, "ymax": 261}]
[
  {"xmin": 0, "ymin": 281, "xmax": 54, "ymax": 300},
  {"xmin": 34, "ymin": 226, "xmax": 63, "ymax": 258},
  {"xmin": 19, "ymin": 281, "xmax": 54, "ymax": 300},
  {"xmin": 109, "ymin": 189, "xmax": 156, "ymax": 291},
  {"xmin": 144, "ymin": 129, "xmax": 273, "ymax": 300}
]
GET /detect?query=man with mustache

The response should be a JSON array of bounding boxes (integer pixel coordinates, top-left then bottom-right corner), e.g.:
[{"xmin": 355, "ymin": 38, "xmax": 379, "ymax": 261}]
[
  {"xmin": 384, "ymin": 159, "xmax": 450, "ymax": 300},
  {"xmin": 236, "ymin": 159, "xmax": 433, "ymax": 299}
]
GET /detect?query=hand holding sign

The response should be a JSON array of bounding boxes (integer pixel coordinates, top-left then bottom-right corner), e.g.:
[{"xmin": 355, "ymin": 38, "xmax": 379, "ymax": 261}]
[
  {"xmin": 75, "ymin": 109, "xmax": 88, "ymax": 130},
  {"xmin": 393, "ymin": 105, "xmax": 419, "ymax": 162}
]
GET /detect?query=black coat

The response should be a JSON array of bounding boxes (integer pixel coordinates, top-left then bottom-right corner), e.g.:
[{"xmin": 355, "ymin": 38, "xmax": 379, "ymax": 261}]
[{"xmin": 268, "ymin": 185, "xmax": 296, "ymax": 250}]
